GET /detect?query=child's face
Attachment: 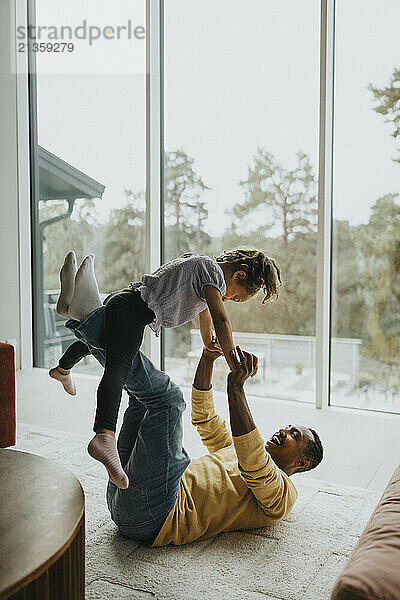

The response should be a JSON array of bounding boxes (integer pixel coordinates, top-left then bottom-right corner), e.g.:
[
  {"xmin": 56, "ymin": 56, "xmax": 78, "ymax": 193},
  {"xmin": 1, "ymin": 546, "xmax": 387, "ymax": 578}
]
[{"xmin": 222, "ymin": 271, "xmax": 254, "ymax": 303}]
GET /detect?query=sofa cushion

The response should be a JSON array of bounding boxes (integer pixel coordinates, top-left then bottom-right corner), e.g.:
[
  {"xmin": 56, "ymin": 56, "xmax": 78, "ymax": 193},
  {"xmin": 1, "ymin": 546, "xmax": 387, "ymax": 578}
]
[{"xmin": 331, "ymin": 464, "xmax": 400, "ymax": 600}]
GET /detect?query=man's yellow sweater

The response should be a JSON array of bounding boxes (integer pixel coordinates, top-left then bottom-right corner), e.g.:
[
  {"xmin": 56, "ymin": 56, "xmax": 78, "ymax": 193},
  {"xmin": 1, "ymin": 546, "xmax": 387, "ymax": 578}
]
[{"xmin": 152, "ymin": 386, "xmax": 298, "ymax": 546}]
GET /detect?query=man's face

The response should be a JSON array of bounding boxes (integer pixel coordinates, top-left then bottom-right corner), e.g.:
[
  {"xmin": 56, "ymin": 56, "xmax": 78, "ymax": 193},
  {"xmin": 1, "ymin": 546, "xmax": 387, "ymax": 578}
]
[{"xmin": 265, "ymin": 425, "xmax": 314, "ymax": 475}]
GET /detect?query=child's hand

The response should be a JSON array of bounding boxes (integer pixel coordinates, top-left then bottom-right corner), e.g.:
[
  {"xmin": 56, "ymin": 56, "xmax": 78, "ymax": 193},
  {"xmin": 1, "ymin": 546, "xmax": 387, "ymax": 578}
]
[{"xmin": 203, "ymin": 336, "xmax": 223, "ymax": 359}]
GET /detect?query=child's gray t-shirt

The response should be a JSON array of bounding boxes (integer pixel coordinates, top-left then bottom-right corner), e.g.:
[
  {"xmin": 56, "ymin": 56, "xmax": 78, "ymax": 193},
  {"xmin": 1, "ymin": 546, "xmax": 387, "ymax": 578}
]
[{"xmin": 129, "ymin": 253, "xmax": 226, "ymax": 335}]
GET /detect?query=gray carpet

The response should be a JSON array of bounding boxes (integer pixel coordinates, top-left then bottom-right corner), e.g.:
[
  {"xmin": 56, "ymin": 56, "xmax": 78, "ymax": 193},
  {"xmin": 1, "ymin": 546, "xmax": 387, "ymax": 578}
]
[{"xmin": 14, "ymin": 422, "xmax": 381, "ymax": 600}]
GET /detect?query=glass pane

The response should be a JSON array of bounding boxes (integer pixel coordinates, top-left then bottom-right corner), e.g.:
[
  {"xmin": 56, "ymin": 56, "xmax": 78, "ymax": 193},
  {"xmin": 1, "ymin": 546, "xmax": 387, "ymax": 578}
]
[
  {"xmin": 331, "ymin": 1, "xmax": 400, "ymax": 411},
  {"xmin": 32, "ymin": 0, "xmax": 146, "ymax": 372},
  {"xmin": 163, "ymin": 0, "xmax": 320, "ymax": 400}
]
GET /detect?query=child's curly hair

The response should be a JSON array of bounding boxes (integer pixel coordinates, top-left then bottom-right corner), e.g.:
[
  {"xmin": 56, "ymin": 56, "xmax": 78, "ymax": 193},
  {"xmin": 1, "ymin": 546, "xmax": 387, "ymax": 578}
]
[{"xmin": 215, "ymin": 248, "xmax": 282, "ymax": 303}]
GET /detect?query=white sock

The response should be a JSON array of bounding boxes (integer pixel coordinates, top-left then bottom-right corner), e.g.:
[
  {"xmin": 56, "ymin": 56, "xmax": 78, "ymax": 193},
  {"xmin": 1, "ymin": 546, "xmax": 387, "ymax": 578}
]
[
  {"xmin": 68, "ymin": 255, "xmax": 102, "ymax": 322},
  {"xmin": 56, "ymin": 251, "xmax": 77, "ymax": 318}
]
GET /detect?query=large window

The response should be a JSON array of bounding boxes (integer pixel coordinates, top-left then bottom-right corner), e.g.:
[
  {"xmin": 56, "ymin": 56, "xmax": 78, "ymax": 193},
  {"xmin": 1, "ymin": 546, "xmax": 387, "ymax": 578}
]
[
  {"xmin": 28, "ymin": 1, "xmax": 400, "ymax": 414},
  {"xmin": 331, "ymin": 0, "xmax": 400, "ymax": 412},
  {"xmin": 30, "ymin": 0, "xmax": 147, "ymax": 371},
  {"xmin": 163, "ymin": 0, "xmax": 320, "ymax": 400}
]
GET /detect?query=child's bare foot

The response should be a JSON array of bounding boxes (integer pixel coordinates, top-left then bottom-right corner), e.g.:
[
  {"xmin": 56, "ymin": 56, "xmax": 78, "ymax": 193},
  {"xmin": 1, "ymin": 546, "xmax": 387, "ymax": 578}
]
[
  {"xmin": 56, "ymin": 251, "xmax": 77, "ymax": 318},
  {"xmin": 49, "ymin": 366, "xmax": 76, "ymax": 396},
  {"xmin": 87, "ymin": 432, "xmax": 129, "ymax": 489}
]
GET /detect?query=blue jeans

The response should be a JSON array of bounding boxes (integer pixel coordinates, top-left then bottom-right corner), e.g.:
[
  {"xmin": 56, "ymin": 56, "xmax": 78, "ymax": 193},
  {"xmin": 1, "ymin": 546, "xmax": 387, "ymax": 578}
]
[{"xmin": 65, "ymin": 307, "xmax": 191, "ymax": 543}]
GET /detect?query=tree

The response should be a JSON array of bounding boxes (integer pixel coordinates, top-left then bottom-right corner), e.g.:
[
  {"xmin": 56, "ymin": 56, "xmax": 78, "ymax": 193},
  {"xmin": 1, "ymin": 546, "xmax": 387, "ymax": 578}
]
[
  {"xmin": 40, "ymin": 198, "xmax": 98, "ymax": 291},
  {"xmin": 238, "ymin": 149, "xmax": 317, "ymax": 245},
  {"xmin": 163, "ymin": 149, "xmax": 214, "ymax": 357},
  {"xmin": 331, "ymin": 220, "xmax": 364, "ymax": 339},
  {"xmin": 100, "ymin": 190, "xmax": 146, "ymax": 293},
  {"xmin": 355, "ymin": 194, "xmax": 400, "ymax": 365},
  {"xmin": 164, "ymin": 149, "xmax": 212, "ymax": 260},
  {"xmin": 221, "ymin": 150, "xmax": 318, "ymax": 336},
  {"xmin": 369, "ymin": 68, "xmax": 400, "ymax": 164}
]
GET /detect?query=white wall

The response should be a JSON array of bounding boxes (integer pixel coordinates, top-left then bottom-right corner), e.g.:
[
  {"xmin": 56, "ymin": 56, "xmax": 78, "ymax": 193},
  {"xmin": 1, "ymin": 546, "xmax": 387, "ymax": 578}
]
[{"xmin": 0, "ymin": 0, "xmax": 32, "ymax": 369}]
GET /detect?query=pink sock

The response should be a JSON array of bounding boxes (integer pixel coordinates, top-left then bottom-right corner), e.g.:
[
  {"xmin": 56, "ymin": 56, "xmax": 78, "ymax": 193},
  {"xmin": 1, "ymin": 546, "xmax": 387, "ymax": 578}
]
[
  {"xmin": 87, "ymin": 433, "xmax": 129, "ymax": 489},
  {"xmin": 49, "ymin": 367, "xmax": 76, "ymax": 396}
]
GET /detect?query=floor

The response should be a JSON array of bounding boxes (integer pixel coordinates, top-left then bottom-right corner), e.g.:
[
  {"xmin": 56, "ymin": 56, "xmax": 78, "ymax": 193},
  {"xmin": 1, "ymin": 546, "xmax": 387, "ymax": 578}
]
[
  {"xmin": 17, "ymin": 368, "xmax": 400, "ymax": 491},
  {"xmin": 14, "ymin": 367, "xmax": 399, "ymax": 599},
  {"xmin": 12, "ymin": 421, "xmax": 382, "ymax": 600}
]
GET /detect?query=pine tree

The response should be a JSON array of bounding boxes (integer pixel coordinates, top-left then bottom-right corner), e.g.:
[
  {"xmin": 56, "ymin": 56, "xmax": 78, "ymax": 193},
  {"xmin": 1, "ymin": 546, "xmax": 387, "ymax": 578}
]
[
  {"xmin": 238, "ymin": 149, "xmax": 317, "ymax": 245},
  {"xmin": 369, "ymin": 68, "xmax": 400, "ymax": 164},
  {"xmin": 164, "ymin": 149, "xmax": 211, "ymax": 260}
]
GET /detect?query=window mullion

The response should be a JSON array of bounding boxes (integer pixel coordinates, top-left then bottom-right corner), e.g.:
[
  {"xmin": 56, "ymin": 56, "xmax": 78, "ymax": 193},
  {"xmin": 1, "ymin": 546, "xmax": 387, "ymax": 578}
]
[
  {"xmin": 16, "ymin": 0, "xmax": 34, "ymax": 369},
  {"xmin": 146, "ymin": 0, "xmax": 164, "ymax": 369},
  {"xmin": 316, "ymin": 0, "xmax": 335, "ymax": 409}
]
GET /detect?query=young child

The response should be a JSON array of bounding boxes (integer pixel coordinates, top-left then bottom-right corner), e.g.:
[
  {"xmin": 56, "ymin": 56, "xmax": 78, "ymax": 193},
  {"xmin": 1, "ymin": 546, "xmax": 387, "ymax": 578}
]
[{"xmin": 50, "ymin": 249, "xmax": 281, "ymax": 489}]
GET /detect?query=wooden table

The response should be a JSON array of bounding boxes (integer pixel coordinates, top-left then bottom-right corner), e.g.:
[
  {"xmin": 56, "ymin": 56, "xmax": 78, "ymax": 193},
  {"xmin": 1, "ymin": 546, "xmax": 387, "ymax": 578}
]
[{"xmin": 0, "ymin": 449, "xmax": 85, "ymax": 600}]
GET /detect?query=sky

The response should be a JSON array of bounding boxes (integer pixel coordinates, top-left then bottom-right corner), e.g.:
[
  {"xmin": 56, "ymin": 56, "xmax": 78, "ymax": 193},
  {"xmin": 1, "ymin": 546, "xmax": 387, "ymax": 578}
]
[{"xmin": 35, "ymin": 0, "xmax": 400, "ymax": 237}]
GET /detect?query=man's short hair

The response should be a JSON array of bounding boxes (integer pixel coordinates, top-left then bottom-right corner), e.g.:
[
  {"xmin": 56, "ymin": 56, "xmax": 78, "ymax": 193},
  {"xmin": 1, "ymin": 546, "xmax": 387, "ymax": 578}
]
[{"xmin": 298, "ymin": 428, "xmax": 324, "ymax": 473}]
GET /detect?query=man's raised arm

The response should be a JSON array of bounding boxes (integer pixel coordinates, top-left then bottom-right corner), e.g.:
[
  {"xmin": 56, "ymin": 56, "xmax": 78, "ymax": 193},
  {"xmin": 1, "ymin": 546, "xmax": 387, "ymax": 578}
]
[
  {"xmin": 228, "ymin": 347, "xmax": 298, "ymax": 520},
  {"xmin": 191, "ymin": 341, "xmax": 233, "ymax": 454},
  {"xmin": 226, "ymin": 347, "xmax": 258, "ymax": 436}
]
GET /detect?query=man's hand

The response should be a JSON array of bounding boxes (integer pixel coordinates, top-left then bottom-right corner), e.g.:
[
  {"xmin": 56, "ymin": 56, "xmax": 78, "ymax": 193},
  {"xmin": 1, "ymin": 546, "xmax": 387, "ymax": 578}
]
[{"xmin": 228, "ymin": 346, "xmax": 258, "ymax": 386}]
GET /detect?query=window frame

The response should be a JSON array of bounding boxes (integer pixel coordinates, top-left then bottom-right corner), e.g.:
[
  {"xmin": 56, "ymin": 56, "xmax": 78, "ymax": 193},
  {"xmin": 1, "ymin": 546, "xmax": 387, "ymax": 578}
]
[{"xmin": 21, "ymin": 0, "xmax": 365, "ymax": 412}]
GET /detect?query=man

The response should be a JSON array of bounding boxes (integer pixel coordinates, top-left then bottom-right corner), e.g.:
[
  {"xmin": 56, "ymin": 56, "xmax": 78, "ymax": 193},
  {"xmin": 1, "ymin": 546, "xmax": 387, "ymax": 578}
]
[{"xmin": 65, "ymin": 305, "xmax": 323, "ymax": 547}]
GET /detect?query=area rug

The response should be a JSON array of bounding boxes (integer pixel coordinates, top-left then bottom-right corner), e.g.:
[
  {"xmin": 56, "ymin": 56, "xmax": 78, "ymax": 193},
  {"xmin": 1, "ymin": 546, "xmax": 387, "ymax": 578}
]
[{"xmin": 14, "ymin": 422, "xmax": 381, "ymax": 600}]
